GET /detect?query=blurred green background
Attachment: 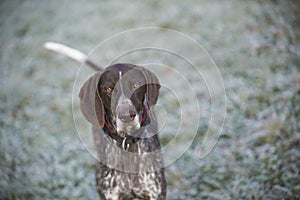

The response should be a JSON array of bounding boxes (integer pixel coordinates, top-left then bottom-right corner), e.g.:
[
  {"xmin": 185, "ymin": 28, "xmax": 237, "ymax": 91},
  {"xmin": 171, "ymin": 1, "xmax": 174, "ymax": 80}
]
[{"xmin": 0, "ymin": 0, "xmax": 299, "ymax": 199}]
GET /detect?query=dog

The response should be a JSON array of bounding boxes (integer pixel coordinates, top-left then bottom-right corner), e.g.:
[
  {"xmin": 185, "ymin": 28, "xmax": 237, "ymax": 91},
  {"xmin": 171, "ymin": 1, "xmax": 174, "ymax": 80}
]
[{"xmin": 79, "ymin": 63, "xmax": 166, "ymax": 200}]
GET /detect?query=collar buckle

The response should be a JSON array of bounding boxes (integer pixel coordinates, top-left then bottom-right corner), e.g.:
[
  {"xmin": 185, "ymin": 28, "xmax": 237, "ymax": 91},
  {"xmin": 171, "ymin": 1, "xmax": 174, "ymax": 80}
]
[{"xmin": 122, "ymin": 137, "xmax": 130, "ymax": 151}]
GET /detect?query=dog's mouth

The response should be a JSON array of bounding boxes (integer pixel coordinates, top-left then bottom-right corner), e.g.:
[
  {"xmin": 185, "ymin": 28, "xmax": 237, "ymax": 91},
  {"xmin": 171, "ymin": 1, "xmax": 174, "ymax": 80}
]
[
  {"xmin": 116, "ymin": 120, "xmax": 141, "ymax": 137},
  {"xmin": 107, "ymin": 97, "xmax": 150, "ymax": 139},
  {"xmin": 113, "ymin": 103, "xmax": 150, "ymax": 138}
]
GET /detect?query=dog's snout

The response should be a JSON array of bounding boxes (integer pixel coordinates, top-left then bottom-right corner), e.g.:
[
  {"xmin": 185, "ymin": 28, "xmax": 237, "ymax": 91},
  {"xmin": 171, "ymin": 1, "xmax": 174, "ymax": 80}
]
[{"xmin": 117, "ymin": 102, "xmax": 137, "ymax": 123}]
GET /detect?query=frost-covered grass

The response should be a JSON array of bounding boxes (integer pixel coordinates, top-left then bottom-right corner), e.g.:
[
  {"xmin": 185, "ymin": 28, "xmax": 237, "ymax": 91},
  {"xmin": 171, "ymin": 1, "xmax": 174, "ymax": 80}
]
[{"xmin": 1, "ymin": 0, "xmax": 299, "ymax": 199}]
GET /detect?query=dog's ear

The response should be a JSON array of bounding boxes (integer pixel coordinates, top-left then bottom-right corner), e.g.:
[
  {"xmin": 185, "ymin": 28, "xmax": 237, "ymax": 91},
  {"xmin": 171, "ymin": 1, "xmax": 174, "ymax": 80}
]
[
  {"xmin": 78, "ymin": 72, "xmax": 104, "ymax": 128},
  {"xmin": 139, "ymin": 67, "xmax": 160, "ymax": 106}
]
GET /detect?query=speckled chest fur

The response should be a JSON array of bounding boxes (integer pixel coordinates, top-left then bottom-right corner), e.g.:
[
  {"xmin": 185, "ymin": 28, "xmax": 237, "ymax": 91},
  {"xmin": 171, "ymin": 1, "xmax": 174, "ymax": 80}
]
[{"xmin": 93, "ymin": 127, "xmax": 166, "ymax": 200}]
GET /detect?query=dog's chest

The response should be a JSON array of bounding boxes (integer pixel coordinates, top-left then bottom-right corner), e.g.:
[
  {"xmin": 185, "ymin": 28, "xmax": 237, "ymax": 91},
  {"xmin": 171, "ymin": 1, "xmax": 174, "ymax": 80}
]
[
  {"xmin": 93, "ymin": 127, "xmax": 165, "ymax": 199},
  {"xmin": 100, "ymin": 165, "xmax": 163, "ymax": 199}
]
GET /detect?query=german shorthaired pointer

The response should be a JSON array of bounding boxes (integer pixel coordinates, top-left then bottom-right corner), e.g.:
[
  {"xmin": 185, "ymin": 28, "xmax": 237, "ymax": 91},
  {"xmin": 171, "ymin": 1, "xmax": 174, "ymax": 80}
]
[{"xmin": 79, "ymin": 63, "xmax": 166, "ymax": 199}]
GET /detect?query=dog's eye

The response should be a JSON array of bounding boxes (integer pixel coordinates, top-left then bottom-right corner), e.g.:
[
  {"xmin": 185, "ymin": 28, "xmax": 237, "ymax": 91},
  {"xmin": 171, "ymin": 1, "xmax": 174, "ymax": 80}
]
[
  {"xmin": 104, "ymin": 87, "xmax": 113, "ymax": 93},
  {"xmin": 132, "ymin": 83, "xmax": 140, "ymax": 90}
]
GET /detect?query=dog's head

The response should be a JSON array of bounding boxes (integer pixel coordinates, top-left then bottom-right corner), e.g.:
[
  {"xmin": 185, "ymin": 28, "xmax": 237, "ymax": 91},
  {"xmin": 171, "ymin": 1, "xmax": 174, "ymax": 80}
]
[{"xmin": 79, "ymin": 63, "xmax": 160, "ymax": 137}]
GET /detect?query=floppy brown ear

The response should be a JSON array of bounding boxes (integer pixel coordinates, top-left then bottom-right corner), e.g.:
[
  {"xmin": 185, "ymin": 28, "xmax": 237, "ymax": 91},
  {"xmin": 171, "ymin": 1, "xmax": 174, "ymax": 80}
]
[
  {"xmin": 78, "ymin": 72, "xmax": 104, "ymax": 128},
  {"xmin": 139, "ymin": 67, "xmax": 160, "ymax": 106}
]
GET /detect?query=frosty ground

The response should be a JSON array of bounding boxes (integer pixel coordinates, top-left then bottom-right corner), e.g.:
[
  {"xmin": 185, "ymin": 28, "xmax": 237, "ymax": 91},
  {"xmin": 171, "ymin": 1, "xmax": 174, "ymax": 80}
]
[{"xmin": 1, "ymin": 0, "xmax": 299, "ymax": 199}]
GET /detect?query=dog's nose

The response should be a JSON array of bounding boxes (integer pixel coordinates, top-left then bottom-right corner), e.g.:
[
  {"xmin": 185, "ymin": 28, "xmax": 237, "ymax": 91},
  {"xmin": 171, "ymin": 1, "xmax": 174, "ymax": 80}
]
[{"xmin": 118, "ymin": 110, "xmax": 136, "ymax": 123}]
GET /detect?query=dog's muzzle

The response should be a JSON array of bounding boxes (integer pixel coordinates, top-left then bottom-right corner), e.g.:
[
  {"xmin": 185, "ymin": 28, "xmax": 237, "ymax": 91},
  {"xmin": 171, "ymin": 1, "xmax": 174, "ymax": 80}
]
[
  {"xmin": 117, "ymin": 103, "xmax": 137, "ymax": 123},
  {"xmin": 115, "ymin": 100, "xmax": 140, "ymax": 135}
]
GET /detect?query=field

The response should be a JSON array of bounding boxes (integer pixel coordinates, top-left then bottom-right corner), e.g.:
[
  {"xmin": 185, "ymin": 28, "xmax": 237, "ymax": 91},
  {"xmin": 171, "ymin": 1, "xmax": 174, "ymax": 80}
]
[{"xmin": 1, "ymin": 0, "xmax": 299, "ymax": 199}]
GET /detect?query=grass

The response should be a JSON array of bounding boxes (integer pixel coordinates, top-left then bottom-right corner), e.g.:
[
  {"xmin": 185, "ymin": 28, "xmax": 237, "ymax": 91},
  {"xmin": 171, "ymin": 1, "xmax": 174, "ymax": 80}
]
[{"xmin": 1, "ymin": 0, "xmax": 299, "ymax": 199}]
